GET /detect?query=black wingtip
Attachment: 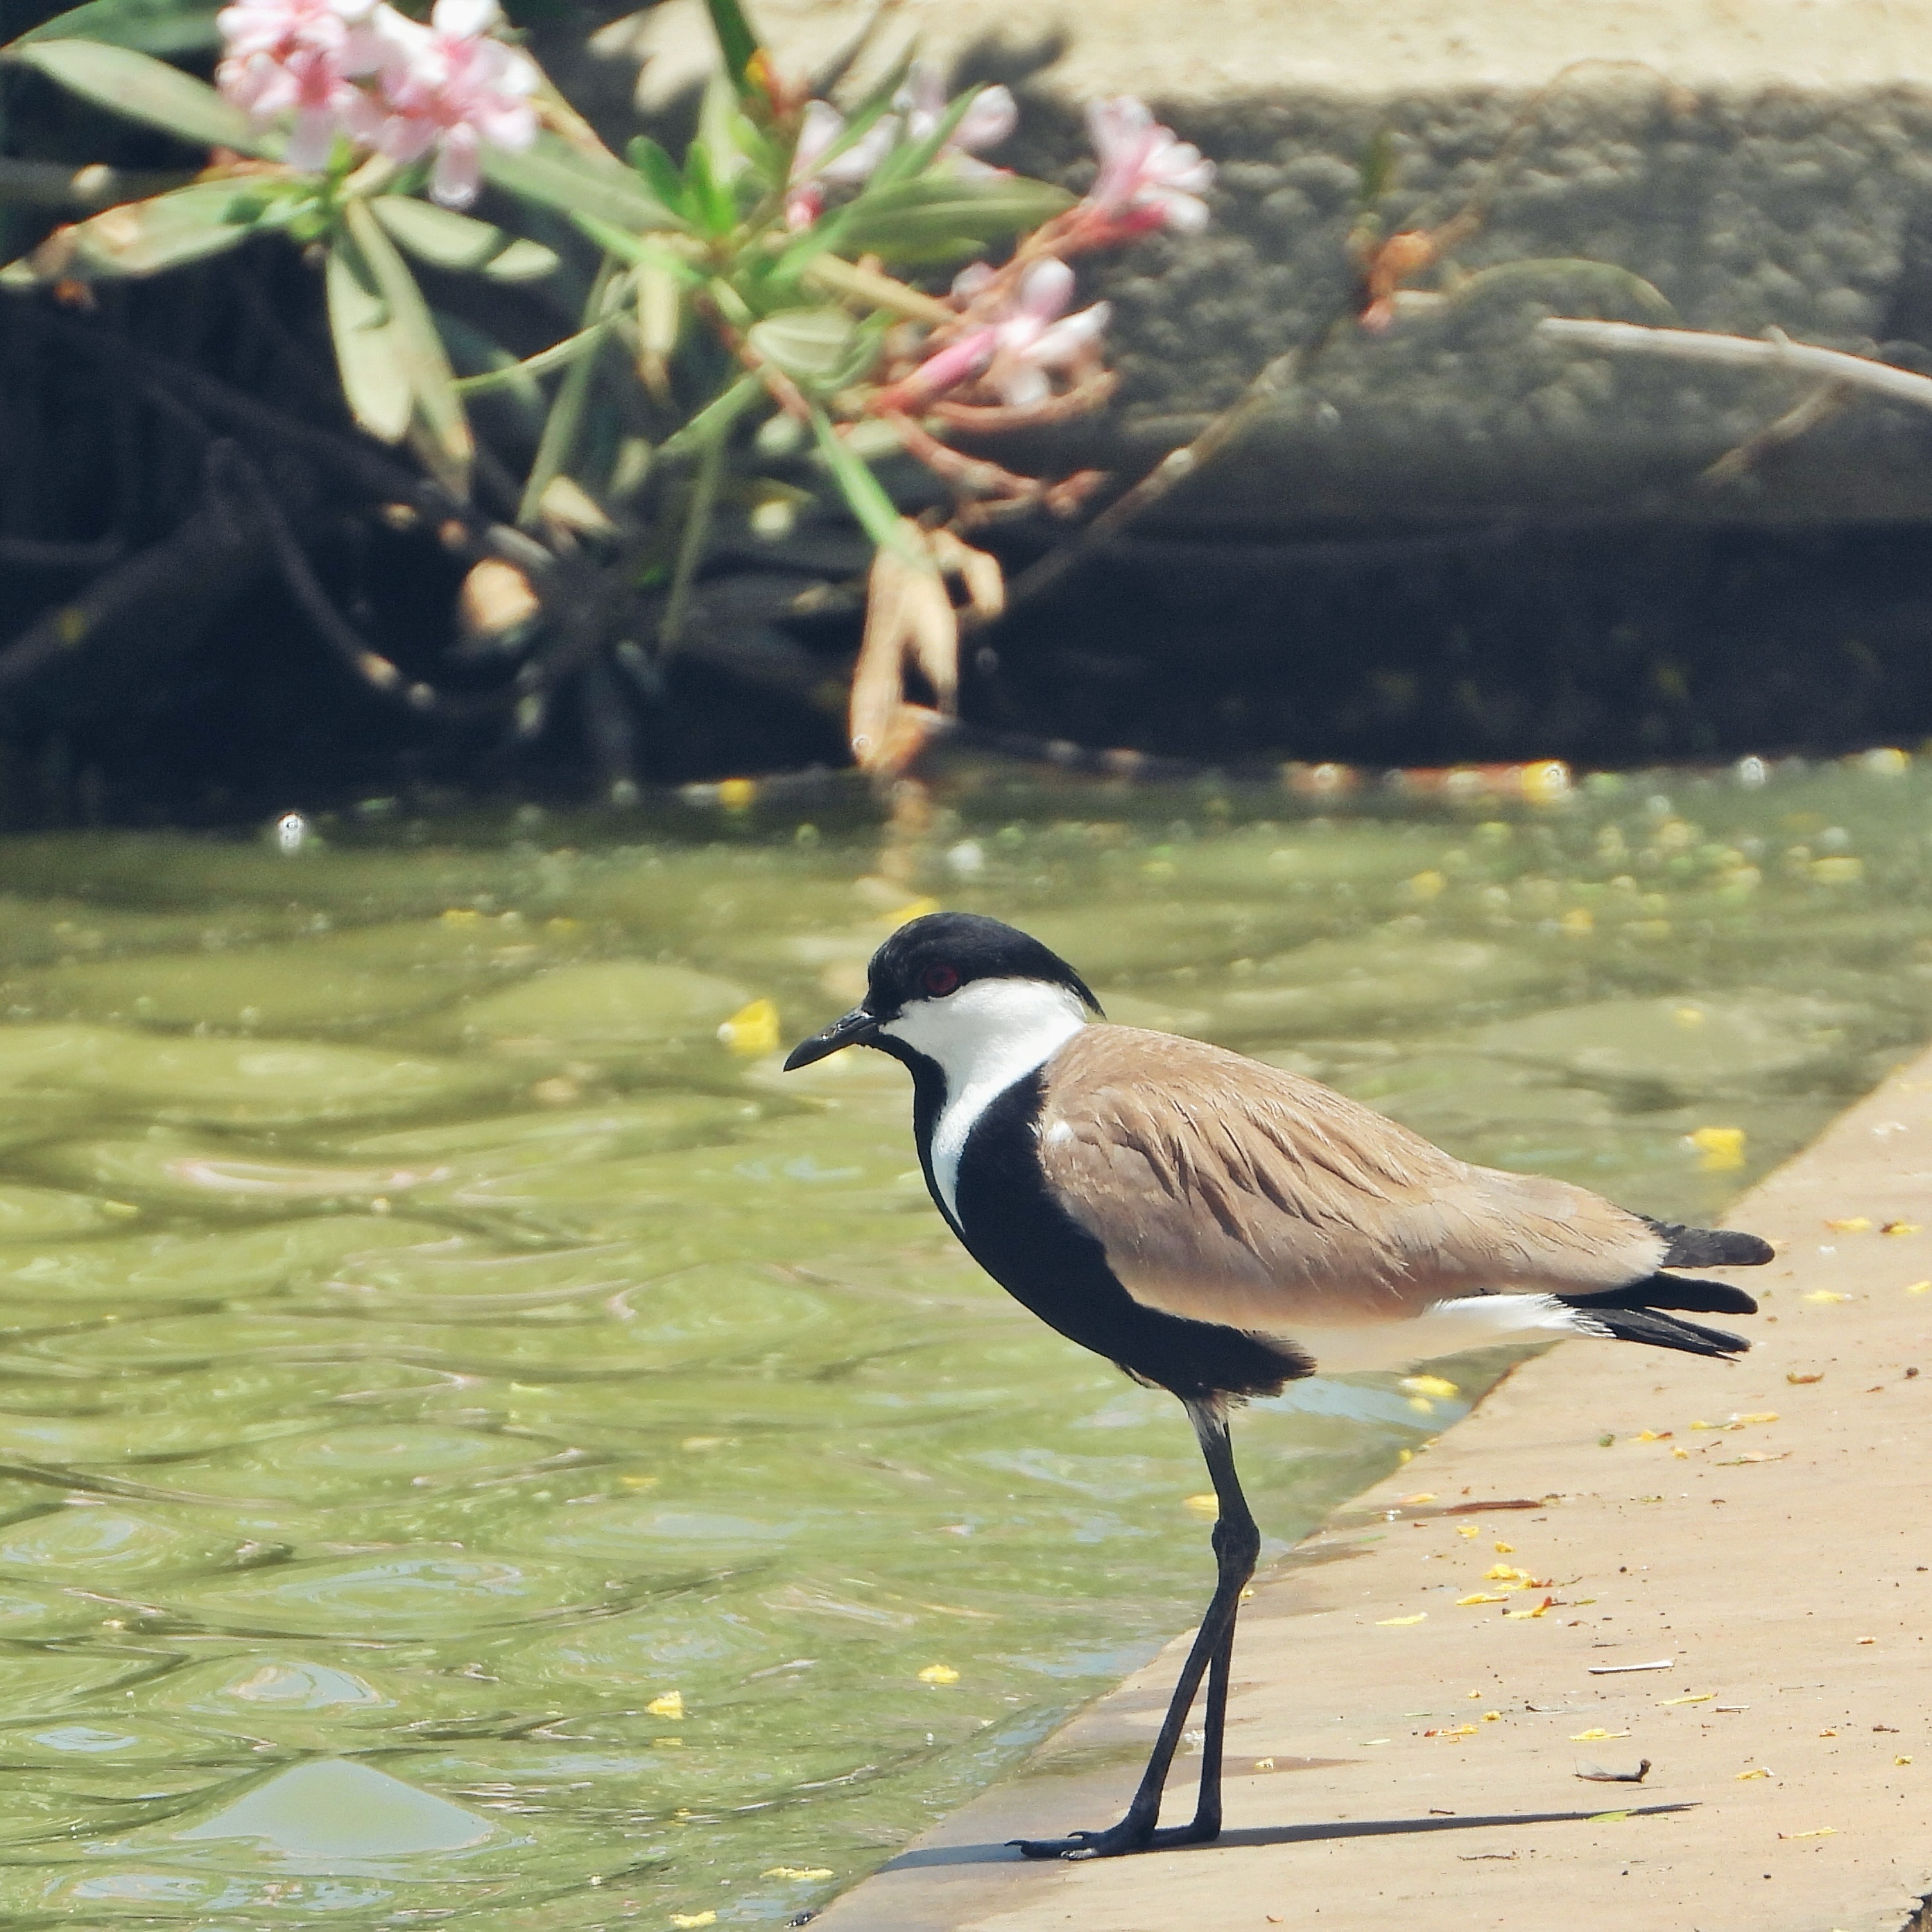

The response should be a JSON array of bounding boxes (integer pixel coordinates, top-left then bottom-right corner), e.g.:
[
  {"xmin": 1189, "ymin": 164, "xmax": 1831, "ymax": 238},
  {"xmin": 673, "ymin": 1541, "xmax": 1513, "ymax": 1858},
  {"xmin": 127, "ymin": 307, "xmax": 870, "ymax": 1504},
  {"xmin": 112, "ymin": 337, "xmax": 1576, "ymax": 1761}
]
[
  {"xmin": 1569, "ymin": 1304, "xmax": 1751, "ymax": 1359},
  {"xmin": 1641, "ymin": 1217, "xmax": 1775, "ymax": 1268},
  {"xmin": 1564, "ymin": 1273, "xmax": 1758, "ymax": 1317}
]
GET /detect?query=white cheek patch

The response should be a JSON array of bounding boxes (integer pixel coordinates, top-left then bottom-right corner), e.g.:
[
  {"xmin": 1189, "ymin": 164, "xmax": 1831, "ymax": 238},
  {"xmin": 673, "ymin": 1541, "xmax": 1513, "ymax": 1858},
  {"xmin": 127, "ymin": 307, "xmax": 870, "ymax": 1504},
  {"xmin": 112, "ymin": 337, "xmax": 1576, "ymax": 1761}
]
[{"xmin": 881, "ymin": 978, "xmax": 1087, "ymax": 1221}]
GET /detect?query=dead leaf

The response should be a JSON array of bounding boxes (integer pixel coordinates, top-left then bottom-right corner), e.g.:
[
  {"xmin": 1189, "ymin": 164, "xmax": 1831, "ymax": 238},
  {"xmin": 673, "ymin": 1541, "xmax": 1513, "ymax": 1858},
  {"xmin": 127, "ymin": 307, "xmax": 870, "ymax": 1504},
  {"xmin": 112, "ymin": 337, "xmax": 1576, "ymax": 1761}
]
[
  {"xmin": 1571, "ymin": 1728, "xmax": 1631, "ymax": 1741},
  {"xmin": 1576, "ymin": 1758, "xmax": 1651, "ymax": 1783},
  {"xmin": 1786, "ymin": 1371, "xmax": 1825, "ymax": 1385}
]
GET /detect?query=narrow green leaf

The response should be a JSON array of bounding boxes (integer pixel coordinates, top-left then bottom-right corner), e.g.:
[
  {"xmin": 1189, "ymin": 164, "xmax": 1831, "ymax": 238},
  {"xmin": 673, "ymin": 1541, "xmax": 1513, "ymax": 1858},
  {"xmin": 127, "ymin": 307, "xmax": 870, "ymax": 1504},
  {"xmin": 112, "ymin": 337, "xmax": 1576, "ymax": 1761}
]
[
  {"xmin": 682, "ymin": 139, "xmax": 736, "ymax": 238},
  {"xmin": 326, "ymin": 237, "xmax": 411, "ymax": 443},
  {"xmin": 870, "ymin": 83, "xmax": 981, "ymax": 189},
  {"xmin": 343, "ymin": 198, "xmax": 471, "ymax": 494},
  {"xmin": 746, "ymin": 304, "xmax": 857, "ymax": 384},
  {"xmin": 655, "ymin": 370, "xmax": 762, "ymax": 462},
  {"xmin": 807, "ymin": 403, "xmax": 914, "ymax": 556},
  {"xmin": 483, "ymin": 237, "xmax": 560, "ymax": 282},
  {"xmin": 516, "ymin": 257, "xmax": 618, "ymax": 528},
  {"xmin": 371, "ymin": 196, "xmax": 509, "ymax": 272},
  {"xmin": 12, "ymin": 0, "xmax": 219, "ymax": 55},
  {"xmin": 7, "ymin": 40, "xmax": 266, "ymax": 154},
  {"xmin": 1, "ymin": 178, "xmax": 264, "ymax": 283},
  {"xmin": 1358, "ymin": 126, "xmax": 1397, "ymax": 206},
  {"xmin": 571, "ymin": 212, "xmax": 702, "ymax": 280},
  {"xmin": 809, "ymin": 49, "xmax": 913, "ymax": 178},
  {"xmin": 454, "ymin": 320, "xmax": 603, "ymax": 395},
  {"xmin": 481, "ymin": 132, "xmax": 685, "ymax": 234},
  {"xmin": 702, "ymin": 0, "xmax": 763, "ymax": 98},
  {"xmin": 827, "ymin": 173, "xmax": 1073, "ymax": 257},
  {"xmin": 627, "ymin": 136, "xmax": 689, "ymax": 217}
]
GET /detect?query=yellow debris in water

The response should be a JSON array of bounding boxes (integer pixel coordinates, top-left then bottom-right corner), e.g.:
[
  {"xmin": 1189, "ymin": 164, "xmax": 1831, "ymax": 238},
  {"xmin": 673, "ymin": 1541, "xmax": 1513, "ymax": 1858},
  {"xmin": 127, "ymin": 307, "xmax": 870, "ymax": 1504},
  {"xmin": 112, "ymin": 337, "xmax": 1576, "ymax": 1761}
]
[
  {"xmin": 917, "ymin": 1664, "xmax": 960, "ymax": 1684},
  {"xmin": 671, "ymin": 1914, "xmax": 717, "ymax": 1929},
  {"xmin": 716, "ymin": 778, "xmax": 758, "ymax": 811},
  {"xmin": 1400, "ymin": 1375, "xmax": 1459, "ymax": 1399},
  {"xmin": 1687, "ymin": 1126, "xmax": 1746, "ymax": 1171},
  {"xmin": 717, "ymin": 998, "xmax": 781, "ymax": 1057},
  {"xmin": 1673, "ymin": 1006, "xmax": 1705, "ymax": 1028},
  {"xmin": 646, "ymin": 1691, "xmax": 684, "ymax": 1720},
  {"xmin": 763, "ymin": 1867, "xmax": 835, "ymax": 1881},
  {"xmin": 1406, "ymin": 870, "xmax": 1445, "ymax": 900},
  {"xmin": 1811, "ymin": 855, "xmax": 1864, "ymax": 885},
  {"xmin": 1560, "ymin": 907, "xmax": 1594, "ymax": 935},
  {"xmin": 885, "ymin": 897, "xmax": 940, "ymax": 926},
  {"xmin": 1521, "ymin": 759, "xmax": 1571, "ymax": 802},
  {"xmin": 1184, "ymin": 1492, "xmax": 1220, "ymax": 1516},
  {"xmin": 439, "ymin": 908, "xmax": 483, "ymax": 926}
]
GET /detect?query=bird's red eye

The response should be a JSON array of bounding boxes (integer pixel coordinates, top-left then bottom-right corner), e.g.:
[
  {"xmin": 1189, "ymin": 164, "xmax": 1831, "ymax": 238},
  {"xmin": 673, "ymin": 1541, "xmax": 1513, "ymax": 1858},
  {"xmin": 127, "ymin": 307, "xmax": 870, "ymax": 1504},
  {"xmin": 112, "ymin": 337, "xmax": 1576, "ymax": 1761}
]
[{"xmin": 923, "ymin": 963, "xmax": 960, "ymax": 997}]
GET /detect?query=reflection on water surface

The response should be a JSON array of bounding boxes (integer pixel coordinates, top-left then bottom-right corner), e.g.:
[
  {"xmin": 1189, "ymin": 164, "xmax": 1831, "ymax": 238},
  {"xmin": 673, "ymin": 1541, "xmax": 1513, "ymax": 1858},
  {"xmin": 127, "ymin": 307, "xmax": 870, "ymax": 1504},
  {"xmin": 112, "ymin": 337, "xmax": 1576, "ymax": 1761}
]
[{"xmin": 0, "ymin": 757, "xmax": 1924, "ymax": 1925}]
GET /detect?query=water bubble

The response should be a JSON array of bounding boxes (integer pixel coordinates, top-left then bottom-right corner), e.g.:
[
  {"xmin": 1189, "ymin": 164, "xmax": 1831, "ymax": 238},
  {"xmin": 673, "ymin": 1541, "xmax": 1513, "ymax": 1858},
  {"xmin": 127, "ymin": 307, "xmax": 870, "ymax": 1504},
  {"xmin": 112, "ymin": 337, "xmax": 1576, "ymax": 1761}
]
[
  {"xmin": 273, "ymin": 812, "xmax": 308, "ymax": 856},
  {"xmin": 946, "ymin": 840, "xmax": 985, "ymax": 878},
  {"xmin": 1733, "ymin": 756, "xmax": 1768, "ymax": 788}
]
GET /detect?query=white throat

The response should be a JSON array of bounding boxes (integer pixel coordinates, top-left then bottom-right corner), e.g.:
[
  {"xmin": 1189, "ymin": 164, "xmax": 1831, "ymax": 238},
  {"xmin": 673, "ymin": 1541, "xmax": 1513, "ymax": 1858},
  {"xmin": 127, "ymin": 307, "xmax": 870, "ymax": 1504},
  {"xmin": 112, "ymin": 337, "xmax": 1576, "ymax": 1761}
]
[{"xmin": 879, "ymin": 978, "xmax": 1087, "ymax": 1222}]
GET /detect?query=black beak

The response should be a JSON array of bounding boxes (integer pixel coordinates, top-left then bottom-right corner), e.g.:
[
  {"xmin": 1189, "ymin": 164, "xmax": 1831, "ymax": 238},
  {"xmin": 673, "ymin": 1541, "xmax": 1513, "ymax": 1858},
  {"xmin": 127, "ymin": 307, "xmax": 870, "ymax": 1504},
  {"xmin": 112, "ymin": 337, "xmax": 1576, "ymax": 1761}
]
[{"xmin": 783, "ymin": 1006, "xmax": 881, "ymax": 1070}]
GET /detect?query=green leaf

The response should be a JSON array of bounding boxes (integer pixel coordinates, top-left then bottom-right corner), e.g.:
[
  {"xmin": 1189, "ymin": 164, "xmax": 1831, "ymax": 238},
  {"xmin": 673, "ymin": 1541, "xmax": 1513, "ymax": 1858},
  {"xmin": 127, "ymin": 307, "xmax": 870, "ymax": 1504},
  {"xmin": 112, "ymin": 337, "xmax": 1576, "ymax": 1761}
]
[
  {"xmin": 483, "ymin": 238, "xmax": 560, "ymax": 282},
  {"xmin": 745, "ymin": 304, "xmax": 857, "ymax": 384},
  {"xmin": 807, "ymin": 403, "xmax": 914, "ymax": 556},
  {"xmin": 627, "ymin": 137, "xmax": 689, "ymax": 218},
  {"xmin": 702, "ymin": 0, "xmax": 763, "ymax": 99},
  {"xmin": 1358, "ymin": 126, "xmax": 1397, "ymax": 206},
  {"xmin": 827, "ymin": 173, "xmax": 1073, "ymax": 257},
  {"xmin": 12, "ymin": 0, "xmax": 219, "ymax": 55},
  {"xmin": 452, "ymin": 320, "xmax": 602, "ymax": 397},
  {"xmin": 371, "ymin": 196, "xmax": 506, "ymax": 271},
  {"xmin": 0, "ymin": 178, "xmax": 264, "ymax": 284},
  {"xmin": 870, "ymin": 83, "xmax": 981, "ymax": 189},
  {"xmin": 516, "ymin": 257, "xmax": 619, "ymax": 528},
  {"xmin": 571, "ymin": 212, "xmax": 701, "ymax": 284},
  {"xmin": 343, "ymin": 198, "xmax": 471, "ymax": 495},
  {"xmin": 682, "ymin": 139, "xmax": 736, "ymax": 238},
  {"xmin": 809, "ymin": 49, "xmax": 913, "ymax": 179},
  {"xmin": 6, "ymin": 40, "xmax": 266, "ymax": 153},
  {"xmin": 481, "ymin": 132, "xmax": 684, "ymax": 234},
  {"xmin": 326, "ymin": 237, "xmax": 411, "ymax": 443}
]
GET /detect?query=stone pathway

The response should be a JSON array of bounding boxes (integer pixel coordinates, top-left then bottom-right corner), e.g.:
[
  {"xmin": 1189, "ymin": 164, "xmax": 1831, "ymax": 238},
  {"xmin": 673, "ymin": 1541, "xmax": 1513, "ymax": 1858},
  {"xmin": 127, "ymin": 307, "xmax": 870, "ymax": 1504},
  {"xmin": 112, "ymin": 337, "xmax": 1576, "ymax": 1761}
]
[{"xmin": 818, "ymin": 1048, "xmax": 1932, "ymax": 1932}]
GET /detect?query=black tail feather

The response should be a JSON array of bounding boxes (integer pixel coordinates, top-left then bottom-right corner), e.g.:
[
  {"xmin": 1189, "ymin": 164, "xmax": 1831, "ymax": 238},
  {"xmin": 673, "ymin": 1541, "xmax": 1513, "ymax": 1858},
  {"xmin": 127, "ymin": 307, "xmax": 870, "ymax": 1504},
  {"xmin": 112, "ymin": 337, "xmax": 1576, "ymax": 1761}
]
[
  {"xmin": 1641, "ymin": 1216, "xmax": 1774, "ymax": 1268},
  {"xmin": 1562, "ymin": 1273, "xmax": 1758, "ymax": 1317},
  {"xmin": 1564, "ymin": 1303, "xmax": 1750, "ymax": 1359}
]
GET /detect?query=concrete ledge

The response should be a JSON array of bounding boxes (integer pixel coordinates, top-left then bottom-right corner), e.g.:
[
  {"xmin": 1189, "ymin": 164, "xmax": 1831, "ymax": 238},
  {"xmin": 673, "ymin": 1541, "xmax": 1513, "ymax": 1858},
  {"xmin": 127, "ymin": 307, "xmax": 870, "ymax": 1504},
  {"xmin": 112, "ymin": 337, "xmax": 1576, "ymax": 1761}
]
[{"xmin": 815, "ymin": 1044, "xmax": 1932, "ymax": 1932}]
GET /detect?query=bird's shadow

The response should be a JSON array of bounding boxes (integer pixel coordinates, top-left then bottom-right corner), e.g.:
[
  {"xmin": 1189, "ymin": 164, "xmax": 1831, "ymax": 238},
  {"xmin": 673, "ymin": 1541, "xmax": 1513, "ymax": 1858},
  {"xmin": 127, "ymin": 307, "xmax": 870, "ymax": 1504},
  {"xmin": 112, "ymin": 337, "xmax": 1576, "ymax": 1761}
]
[{"xmin": 876, "ymin": 1802, "xmax": 1696, "ymax": 1870}]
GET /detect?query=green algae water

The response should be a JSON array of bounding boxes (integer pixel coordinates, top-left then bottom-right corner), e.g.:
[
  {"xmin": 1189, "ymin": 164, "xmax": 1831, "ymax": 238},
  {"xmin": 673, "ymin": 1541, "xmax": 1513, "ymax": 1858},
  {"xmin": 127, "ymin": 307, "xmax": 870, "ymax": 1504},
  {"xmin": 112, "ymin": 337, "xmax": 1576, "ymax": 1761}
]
[{"xmin": 0, "ymin": 754, "xmax": 1928, "ymax": 1927}]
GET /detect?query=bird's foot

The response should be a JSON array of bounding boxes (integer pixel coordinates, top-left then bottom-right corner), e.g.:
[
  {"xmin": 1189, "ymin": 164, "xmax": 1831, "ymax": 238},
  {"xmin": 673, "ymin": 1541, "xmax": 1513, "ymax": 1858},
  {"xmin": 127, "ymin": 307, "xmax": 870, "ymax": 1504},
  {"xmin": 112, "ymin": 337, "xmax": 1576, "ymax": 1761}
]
[{"xmin": 1011, "ymin": 1816, "xmax": 1220, "ymax": 1861}]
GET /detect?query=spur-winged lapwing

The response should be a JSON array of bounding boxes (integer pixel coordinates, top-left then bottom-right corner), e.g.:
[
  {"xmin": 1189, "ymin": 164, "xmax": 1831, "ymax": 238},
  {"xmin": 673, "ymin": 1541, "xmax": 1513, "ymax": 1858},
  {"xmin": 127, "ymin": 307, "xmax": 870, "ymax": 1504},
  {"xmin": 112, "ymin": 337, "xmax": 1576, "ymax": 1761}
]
[{"xmin": 784, "ymin": 911, "xmax": 1771, "ymax": 1859}]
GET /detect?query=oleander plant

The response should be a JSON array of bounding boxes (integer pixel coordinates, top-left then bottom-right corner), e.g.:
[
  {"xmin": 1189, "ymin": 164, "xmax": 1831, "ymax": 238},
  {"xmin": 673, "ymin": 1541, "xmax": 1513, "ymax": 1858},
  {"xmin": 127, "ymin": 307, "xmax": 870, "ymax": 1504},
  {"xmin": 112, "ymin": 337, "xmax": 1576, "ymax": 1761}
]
[{"xmin": 0, "ymin": 0, "xmax": 1214, "ymax": 793}]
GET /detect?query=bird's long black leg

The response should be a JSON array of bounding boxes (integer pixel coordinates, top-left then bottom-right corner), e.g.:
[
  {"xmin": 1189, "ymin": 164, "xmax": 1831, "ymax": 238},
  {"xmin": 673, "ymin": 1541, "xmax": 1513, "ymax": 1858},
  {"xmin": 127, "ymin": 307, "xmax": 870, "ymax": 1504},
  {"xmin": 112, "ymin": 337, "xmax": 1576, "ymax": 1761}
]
[{"xmin": 1015, "ymin": 1403, "xmax": 1259, "ymax": 1861}]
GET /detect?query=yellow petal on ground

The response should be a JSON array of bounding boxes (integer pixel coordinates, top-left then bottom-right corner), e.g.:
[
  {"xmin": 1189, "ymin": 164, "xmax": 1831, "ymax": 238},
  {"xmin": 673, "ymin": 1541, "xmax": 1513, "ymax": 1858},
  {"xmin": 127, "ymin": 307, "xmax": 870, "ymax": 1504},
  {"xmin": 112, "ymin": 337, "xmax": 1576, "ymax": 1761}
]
[
  {"xmin": 1253, "ymin": 1757, "xmax": 1276, "ymax": 1770},
  {"xmin": 1458, "ymin": 1592, "xmax": 1510, "ymax": 1605},
  {"xmin": 1184, "ymin": 1492, "xmax": 1220, "ymax": 1516},
  {"xmin": 670, "ymin": 1915, "xmax": 718, "ymax": 1929},
  {"xmin": 1493, "ymin": 1540, "xmax": 1515, "ymax": 1553},
  {"xmin": 1587, "ymin": 1809, "xmax": 1630, "ymax": 1824},
  {"xmin": 646, "ymin": 1691, "xmax": 684, "ymax": 1720},
  {"xmin": 1825, "ymin": 1217, "xmax": 1872, "ymax": 1233},
  {"xmin": 1908, "ymin": 1282, "xmax": 1932, "ymax": 1296},
  {"xmin": 1400, "ymin": 1492, "xmax": 1437, "ymax": 1504},
  {"xmin": 1407, "ymin": 1395, "xmax": 1437, "ymax": 1414},
  {"xmin": 1898, "ymin": 1756, "xmax": 1915, "ymax": 1766},
  {"xmin": 1571, "ymin": 1728, "xmax": 1631, "ymax": 1741},
  {"xmin": 1457, "ymin": 1524, "xmax": 1481, "ymax": 1538},
  {"xmin": 1672, "ymin": 1447, "xmax": 1689, "ymax": 1458},
  {"xmin": 1687, "ymin": 1125, "xmax": 1746, "ymax": 1171},
  {"xmin": 1804, "ymin": 1290, "xmax": 1852, "ymax": 1304},
  {"xmin": 1376, "ymin": 1614, "xmax": 1427, "ymax": 1626},
  {"xmin": 1502, "ymin": 1597, "xmax": 1555, "ymax": 1618},
  {"xmin": 1482, "ymin": 1711, "xmax": 1501, "ymax": 1721},
  {"xmin": 1400, "ymin": 1374, "xmax": 1460, "ymax": 1399},
  {"xmin": 917, "ymin": 1664, "xmax": 960, "ymax": 1684},
  {"xmin": 1787, "ymin": 1371, "xmax": 1825, "ymax": 1384},
  {"xmin": 1883, "ymin": 1221, "xmax": 1921, "ymax": 1236},
  {"xmin": 1732, "ymin": 1412, "xmax": 1779, "ymax": 1426},
  {"xmin": 1663, "ymin": 1693, "xmax": 1715, "ymax": 1705},
  {"xmin": 1736, "ymin": 1766, "xmax": 1772, "ymax": 1780},
  {"xmin": 1485, "ymin": 1564, "xmax": 1535, "ymax": 1583},
  {"xmin": 1777, "ymin": 1827, "xmax": 1836, "ymax": 1840},
  {"xmin": 717, "ymin": 997, "xmax": 781, "ymax": 1056},
  {"xmin": 1633, "ymin": 1429, "xmax": 1671, "ymax": 1442},
  {"xmin": 762, "ymin": 1868, "xmax": 836, "ymax": 1881}
]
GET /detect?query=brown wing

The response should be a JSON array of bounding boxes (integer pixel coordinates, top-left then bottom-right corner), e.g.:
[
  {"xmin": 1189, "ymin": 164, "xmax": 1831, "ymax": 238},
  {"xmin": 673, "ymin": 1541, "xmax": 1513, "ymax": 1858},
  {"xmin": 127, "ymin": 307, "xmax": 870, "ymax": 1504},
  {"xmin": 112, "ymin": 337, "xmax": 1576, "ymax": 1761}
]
[{"xmin": 1036, "ymin": 1026, "xmax": 1665, "ymax": 1333}]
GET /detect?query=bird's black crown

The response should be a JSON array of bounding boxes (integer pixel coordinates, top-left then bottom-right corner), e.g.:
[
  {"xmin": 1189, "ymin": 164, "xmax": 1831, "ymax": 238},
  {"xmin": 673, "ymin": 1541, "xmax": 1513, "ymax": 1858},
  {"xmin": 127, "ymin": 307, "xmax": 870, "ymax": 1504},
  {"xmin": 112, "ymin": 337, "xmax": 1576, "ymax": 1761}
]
[{"xmin": 864, "ymin": 913, "xmax": 1101, "ymax": 1019}]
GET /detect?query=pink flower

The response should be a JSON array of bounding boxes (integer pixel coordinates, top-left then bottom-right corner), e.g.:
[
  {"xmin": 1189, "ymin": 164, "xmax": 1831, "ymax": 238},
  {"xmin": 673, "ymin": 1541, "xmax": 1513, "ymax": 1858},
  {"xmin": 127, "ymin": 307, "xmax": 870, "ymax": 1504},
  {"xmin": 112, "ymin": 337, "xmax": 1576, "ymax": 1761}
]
[
  {"xmin": 356, "ymin": 0, "xmax": 539, "ymax": 207},
  {"xmin": 980, "ymin": 258, "xmax": 1109, "ymax": 407},
  {"xmin": 785, "ymin": 98, "xmax": 897, "ymax": 230},
  {"xmin": 1083, "ymin": 96, "xmax": 1213, "ymax": 234},
  {"xmin": 216, "ymin": 0, "xmax": 380, "ymax": 165},
  {"xmin": 895, "ymin": 63, "xmax": 1016, "ymax": 173}
]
